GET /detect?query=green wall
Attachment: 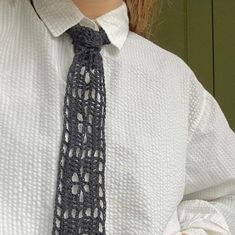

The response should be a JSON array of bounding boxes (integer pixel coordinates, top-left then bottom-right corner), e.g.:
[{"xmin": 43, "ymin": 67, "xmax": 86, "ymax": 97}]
[{"xmin": 151, "ymin": 0, "xmax": 235, "ymax": 131}]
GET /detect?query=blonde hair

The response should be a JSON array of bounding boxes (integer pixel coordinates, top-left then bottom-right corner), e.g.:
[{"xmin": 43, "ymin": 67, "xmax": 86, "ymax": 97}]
[{"xmin": 124, "ymin": 0, "xmax": 161, "ymax": 39}]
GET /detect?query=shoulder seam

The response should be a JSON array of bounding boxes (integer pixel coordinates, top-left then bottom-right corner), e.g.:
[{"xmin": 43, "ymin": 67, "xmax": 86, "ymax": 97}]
[{"xmin": 187, "ymin": 88, "xmax": 207, "ymax": 144}]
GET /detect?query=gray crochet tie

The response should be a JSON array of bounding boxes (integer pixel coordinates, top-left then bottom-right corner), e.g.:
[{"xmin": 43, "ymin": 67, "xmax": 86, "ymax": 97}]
[{"xmin": 52, "ymin": 22, "xmax": 111, "ymax": 235}]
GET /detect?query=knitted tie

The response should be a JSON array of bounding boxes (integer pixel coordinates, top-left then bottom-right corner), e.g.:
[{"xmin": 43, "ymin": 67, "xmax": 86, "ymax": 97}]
[{"xmin": 52, "ymin": 22, "xmax": 111, "ymax": 235}]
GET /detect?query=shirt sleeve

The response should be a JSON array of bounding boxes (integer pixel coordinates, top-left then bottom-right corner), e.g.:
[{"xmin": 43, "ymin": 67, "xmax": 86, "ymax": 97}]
[{"xmin": 177, "ymin": 67, "xmax": 235, "ymax": 235}]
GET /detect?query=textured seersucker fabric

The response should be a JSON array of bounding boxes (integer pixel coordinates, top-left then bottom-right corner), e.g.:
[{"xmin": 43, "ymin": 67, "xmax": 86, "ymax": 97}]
[{"xmin": 0, "ymin": 0, "xmax": 235, "ymax": 234}]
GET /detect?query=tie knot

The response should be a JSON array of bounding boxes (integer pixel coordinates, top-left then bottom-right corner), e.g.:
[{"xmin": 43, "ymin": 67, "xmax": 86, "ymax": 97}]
[{"xmin": 67, "ymin": 23, "xmax": 111, "ymax": 49}]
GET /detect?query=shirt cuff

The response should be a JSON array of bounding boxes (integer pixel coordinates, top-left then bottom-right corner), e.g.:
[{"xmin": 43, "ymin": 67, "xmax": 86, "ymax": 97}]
[{"xmin": 177, "ymin": 199, "xmax": 232, "ymax": 235}]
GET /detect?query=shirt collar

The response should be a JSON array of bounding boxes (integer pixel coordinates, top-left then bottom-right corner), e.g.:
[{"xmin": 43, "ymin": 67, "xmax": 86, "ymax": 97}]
[{"xmin": 32, "ymin": 0, "xmax": 129, "ymax": 50}]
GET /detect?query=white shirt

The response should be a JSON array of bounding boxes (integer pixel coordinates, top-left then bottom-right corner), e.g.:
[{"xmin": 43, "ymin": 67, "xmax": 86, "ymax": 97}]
[{"xmin": 0, "ymin": 0, "xmax": 235, "ymax": 234}]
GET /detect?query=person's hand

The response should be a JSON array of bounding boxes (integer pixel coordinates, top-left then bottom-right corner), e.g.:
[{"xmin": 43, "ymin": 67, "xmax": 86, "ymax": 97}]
[{"xmin": 179, "ymin": 228, "xmax": 212, "ymax": 235}]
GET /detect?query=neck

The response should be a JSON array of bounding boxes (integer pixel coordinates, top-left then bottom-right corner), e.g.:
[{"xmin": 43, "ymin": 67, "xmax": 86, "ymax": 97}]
[{"xmin": 72, "ymin": 0, "xmax": 123, "ymax": 19}]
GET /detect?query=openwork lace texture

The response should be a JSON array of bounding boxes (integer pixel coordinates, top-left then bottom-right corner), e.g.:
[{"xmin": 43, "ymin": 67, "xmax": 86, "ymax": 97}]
[{"xmin": 52, "ymin": 23, "xmax": 111, "ymax": 235}]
